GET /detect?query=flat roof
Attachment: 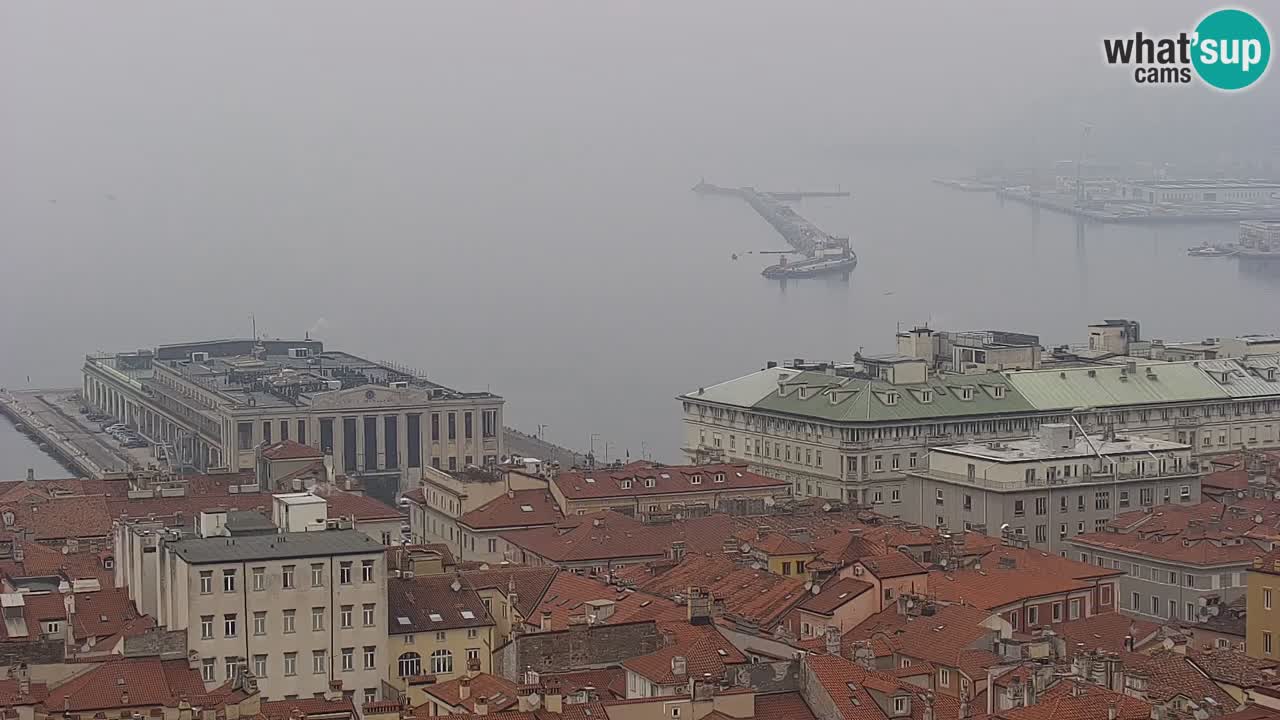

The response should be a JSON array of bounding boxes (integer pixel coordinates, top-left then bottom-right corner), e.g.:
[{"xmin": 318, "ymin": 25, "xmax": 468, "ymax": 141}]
[
  {"xmin": 167, "ymin": 529, "xmax": 381, "ymax": 563},
  {"xmin": 935, "ymin": 434, "xmax": 1188, "ymax": 462},
  {"xmin": 275, "ymin": 492, "xmax": 327, "ymax": 506},
  {"xmin": 1126, "ymin": 179, "xmax": 1280, "ymax": 190}
]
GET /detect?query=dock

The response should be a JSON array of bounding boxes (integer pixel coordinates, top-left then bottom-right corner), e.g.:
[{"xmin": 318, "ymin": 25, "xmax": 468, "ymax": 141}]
[
  {"xmin": 693, "ymin": 181, "xmax": 852, "ymax": 257},
  {"xmin": 996, "ymin": 187, "xmax": 1280, "ymax": 225},
  {"xmin": 0, "ymin": 388, "xmax": 139, "ymax": 478}
]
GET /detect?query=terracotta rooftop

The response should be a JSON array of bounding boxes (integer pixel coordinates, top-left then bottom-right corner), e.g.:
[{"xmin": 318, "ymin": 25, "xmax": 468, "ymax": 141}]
[
  {"xmin": 388, "ymin": 575, "xmax": 494, "ymax": 634},
  {"xmin": 799, "ymin": 577, "xmax": 873, "ymax": 615},
  {"xmin": 459, "ymin": 489, "xmax": 561, "ymax": 530},
  {"xmin": 552, "ymin": 461, "xmax": 788, "ymax": 500},
  {"xmin": 460, "ymin": 566, "xmax": 558, "ymax": 619},
  {"xmin": 857, "ymin": 551, "xmax": 927, "ymax": 579},
  {"xmin": 260, "ymin": 696, "xmax": 358, "ymax": 720},
  {"xmin": 804, "ymin": 653, "xmax": 962, "ymax": 720},
  {"xmin": 621, "ymin": 623, "xmax": 747, "ymax": 685},
  {"xmin": 1123, "ymin": 648, "xmax": 1236, "ymax": 708},
  {"xmin": 751, "ymin": 692, "xmax": 817, "ymax": 720},
  {"xmin": 843, "ymin": 602, "xmax": 1000, "ymax": 673},
  {"xmin": 41, "ymin": 657, "xmax": 207, "ymax": 712},
  {"xmin": 616, "ymin": 553, "xmax": 808, "ymax": 628},
  {"xmin": 1073, "ymin": 500, "xmax": 1280, "ymax": 567},
  {"xmin": 0, "ymin": 541, "xmax": 114, "ymax": 585},
  {"xmin": 528, "ymin": 570, "xmax": 681, "ymax": 631},
  {"xmin": 322, "ymin": 491, "xmax": 402, "ymax": 521},
  {"xmin": 1187, "ymin": 646, "xmax": 1279, "ymax": 689},
  {"xmin": 1049, "ymin": 613, "xmax": 1160, "ymax": 656},
  {"xmin": 543, "ymin": 668, "xmax": 627, "ymax": 700},
  {"xmin": 997, "ymin": 679, "xmax": 1151, "ymax": 720},
  {"xmin": 930, "ymin": 545, "xmax": 1123, "ymax": 611},
  {"xmin": 261, "ymin": 439, "xmax": 325, "ymax": 461},
  {"xmin": 419, "ymin": 672, "xmax": 519, "ymax": 713},
  {"xmin": 500, "ymin": 511, "xmax": 673, "ymax": 564},
  {"xmin": 0, "ymin": 678, "xmax": 48, "ymax": 706}
]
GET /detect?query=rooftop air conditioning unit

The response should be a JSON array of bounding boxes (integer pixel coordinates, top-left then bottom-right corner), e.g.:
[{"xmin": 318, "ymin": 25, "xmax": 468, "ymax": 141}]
[
  {"xmin": 289, "ymin": 348, "xmax": 310, "ymax": 359},
  {"xmin": 190, "ymin": 352, "xmax": 210, "ymax": 362}
]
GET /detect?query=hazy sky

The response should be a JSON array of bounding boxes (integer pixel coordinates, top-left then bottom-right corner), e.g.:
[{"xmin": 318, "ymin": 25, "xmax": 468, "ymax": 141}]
[{"xmin": 2, "ymin": 2, "xmax": 1278, "ymax": 458}]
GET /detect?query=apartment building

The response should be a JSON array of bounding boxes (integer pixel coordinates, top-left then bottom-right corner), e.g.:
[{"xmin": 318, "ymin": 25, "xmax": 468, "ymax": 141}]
[
  {"xmin": 1248, "ymin": 553, "xmax": 1280, "ymax": 660},
  {"xmin": 82, "ymin": 339, "xmax": 502, "ymax": 492},
  {"xmin": 1069, "ymin": 500, "xmax": 1276, "ymax": 626},
  {"xmin": 547, "ymin": 461, "xmax": 791, "ymax": 518},
  {"xmin": 908, "ymin": 423, "xmax": 1199, "ymax": 552},
  {"xmin": 681, "ymin": 322, "xmax": 1280, "ymax": 505},
  {"xmin": 116, "ymin": 495, "xmax": 388, "ymax": 704},
  {"xmin": 402, "ymin": 465, "xmax": 548, "ymax": 562},
  {"xmin": 387, "ymin": 574, "xmax": 495, "ymax": 703}
]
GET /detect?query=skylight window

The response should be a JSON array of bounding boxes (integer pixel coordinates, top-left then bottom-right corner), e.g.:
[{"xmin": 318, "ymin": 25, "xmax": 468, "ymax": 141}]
[
  {"xmin": 460, "ymin": 610, "xmax": 475, "ymax": 620},
  {"xmin": 585, "ymin": 477, "xmax": 595, "ymax": 483},
  {"xmin": 428, "ymin": 613, "xmax": 443, "ymax": 622},
  {"xmin": 520, "ymin": 505, "xmax": 534, "ymax": 512},
  {"xmin": 397, "ymin": 616, "xmax": 411, "ymax": 626}
]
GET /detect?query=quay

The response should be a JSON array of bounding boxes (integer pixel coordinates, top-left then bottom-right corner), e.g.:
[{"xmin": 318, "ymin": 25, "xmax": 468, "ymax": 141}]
[
  {"xmin": 992, "ymin": 185, "xmax": 1280, "ymax": 225},
  {"xmin": 0, "ymin": 388, "xmax": 136, "ymax": 478},
  {"xmin": 693, "ymin": 180, "xmax": 853, "ymax": 257}
]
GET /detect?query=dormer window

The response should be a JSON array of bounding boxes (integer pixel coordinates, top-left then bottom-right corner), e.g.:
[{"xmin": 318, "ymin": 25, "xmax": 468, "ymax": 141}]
[
  {"xmin": 1269, "ymin": 368, "xmax": 1277, "ymax": 382},
  {"xmin": 884, "ymin": 391, "xmax": 899, "ymax": 406},
  {"xmin": 713, "ymin": 473, "xmax": 725, "ymax": 483},
  {"xmin": 994, "ymin": 385, "xmax": 1006, "ymax": 399},
  {"xmin": 645, "ymin": 478, "xmax": 655, "ymax": 488},
  {"xmin": 961, "ymin": 387, "xmax": 974, "ymax": 401},
  {"xmin": 620, "ymin": 479, "xmax": 633, "ymax": 490},
  {"xmin": 690, "ymin": 474, "xmax": 703, "ymax": 485},
  {"xmin": 920, "ymin": 390, "xmax": 933, "ymax": 404},
  {"xmin": 797, "ymin": 387, "xmax": 808, "ymax": 400}
]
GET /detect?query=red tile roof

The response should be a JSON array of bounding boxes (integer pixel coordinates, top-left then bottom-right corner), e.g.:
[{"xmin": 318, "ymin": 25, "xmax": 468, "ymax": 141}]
[
  {"xmin": 804, "ymin": 653, "xmax": 963, "ymax": 720},
  {"xmin": 1123, "ymin": 648, "xmax": 1236, "ymax": 708},
  {"xmin": 843, "ymin": 603, "xmax": 1000, "ymax": 674},
  {"xmin": 617, "ymin": 554, "xmax": 808, "ymax": 628},
  {"xmin": 261, "ymin": 440, "xmax": 324, "ymax": 460},
  {"xmin": 7, "ymin": 587, "xmax": 152, "ymax": 644},
  {"xmin": 260, "ymin": 696, "xmax": 357, "ymax": 720},
  {"xmin": 500, "ymin": 511, "xmax": 671, "ymax": 564},
  {"xmin": 460, "ymin": 489, "xmax": 561, "ymax": 530},
  {"xmin": 0, "ymin": 495, "xmax": 113, "ymax": 542},
  {"xmin": 930, "ymin": 545, "xmax": 1122, "ymax": 611},
  {"xmin": 621, "ymin": 623, "xmax": 747, "ymax": 685},
  {"xmin": 322, "ymin": 491, "xmax": 402, "ymax": 521},
  {"xmin": 552, "ymin": 462, "xmax": 788, "ymax": 501},
  {"xmin": 543, "ymin": 668, "xmax": 628, "ymax": 700},
  {"xmin": 419, "ymin": 673, "xmax": 519, "ymax": 713},
  {"xmin": 856, "ymin": 552, "xmax": 927, "ymax": 579},
  {"xmin": 741, "ymin": 531, "xmax": 812, "ymax": 556},
  {"xmin": 1186, "ymin": 646, "xmax": 1279, "ymax": 689},
  {"xmin": 0, "ymin": 678, "xmax": 48, "ymax": 706},
  {"xmin": 1073, "ymin": 500, "xmax": 1280, "ymax": 567},
  {"xmin": 799, "ymin": 577, "xmax": 873, "ymax": 615},
  {"xmin": 997, "ymin": 679, "xmax": 1151, "ymax": 720},
  {"xmin": 388, "ymin": 575, "xmax": 494, "ymax": 633},
  {"xmin": 752, "ymin": 692, "xmax": 817, "ymax": 720},
  {"xmin": 528, "ymin": 571, "xmax": 680, "ymax": 631},
  {"xmin": 41, "ymin": 658, "xmax": 207, "ymax": 712},
  {"xmin": 460, "ymin": 566, "xmax": 558, "ymax": 619},
  {"xmin": 1050, "ymin": 613, "xmax": 1160, "ymax": 657},
  {"xmin": 0, "ymin": 541, "xmax": 113, "ymax": 585}
]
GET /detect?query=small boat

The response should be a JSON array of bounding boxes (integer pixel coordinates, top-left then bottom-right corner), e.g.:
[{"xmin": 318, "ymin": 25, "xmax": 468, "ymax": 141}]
[
  {"xmin": 762, "ymin": 241, "xmax": 857, "ymax": 278},
  {"xmin": 1187, "ymin": 243, "xmax": 1237, "ymax": 257}
]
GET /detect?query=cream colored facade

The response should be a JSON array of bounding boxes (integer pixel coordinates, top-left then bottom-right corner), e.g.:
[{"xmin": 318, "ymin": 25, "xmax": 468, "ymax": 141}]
[
  {"xmin": 405, "ymin": 468, "xmax": 547, "ymax": 561},
  {"xmin": 388, "ymin": 627, "xmax": 493, "ymax": 704},
  {"xmin": 681, "ymin": 324, "xmax": 1280, "ymax": 506},
  {"xmin": 82, "ymin": 339, "xmax": 502, "ymax": 490},
  {"xmin": 116, "ymin": 507, "xmax": 388, "ymax": 702}
]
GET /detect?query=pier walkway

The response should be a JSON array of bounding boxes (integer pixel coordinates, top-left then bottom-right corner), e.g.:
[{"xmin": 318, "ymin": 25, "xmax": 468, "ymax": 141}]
[
  {"xmin": 693, "ymin": 181, "xmax": 850, "ymax": 256},
  {"xmin": 0, "ymin": 389, "xmax": 143, "ymax": 478}
]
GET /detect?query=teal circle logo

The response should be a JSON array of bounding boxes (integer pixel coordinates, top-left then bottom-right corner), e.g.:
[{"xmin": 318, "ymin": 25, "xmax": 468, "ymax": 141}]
[{"xmin": 1192, "ymin": 9, "xmax": 1271, "ymax": 90}]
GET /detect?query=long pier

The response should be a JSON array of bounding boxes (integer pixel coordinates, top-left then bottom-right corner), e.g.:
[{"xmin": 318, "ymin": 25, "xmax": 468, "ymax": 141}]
[
  {"xmin": 0, "ymin": 389, "xmax": 124, "ymax": 478},
  {"xmin": 693, "ymin": 181, "xmax": 849, "ymax": 255}
]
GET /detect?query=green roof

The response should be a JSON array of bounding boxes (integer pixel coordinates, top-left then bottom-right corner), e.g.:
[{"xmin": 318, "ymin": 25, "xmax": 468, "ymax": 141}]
[
  {"xmin": 1004, "ymin": 363, "xmax": 1228, "ymax": 411},
  {"xmin": 749, "ymin": 370, "xmax": 1035, "ymax": 423}
]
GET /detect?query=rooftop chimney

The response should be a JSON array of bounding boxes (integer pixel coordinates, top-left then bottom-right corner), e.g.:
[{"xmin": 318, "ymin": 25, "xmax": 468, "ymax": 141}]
[
  {"xmin": 824, "ymin": 625, "xmax": 841, "ymax": 657},
  {"xmin": 26, "ymin": 468, "xmax": 34, "ymax": 482},
  {"xmin": 670, "ymin": 541, "xmax": 686, "ymax": 562},
  {"xmin": 671, "ymin": 655, "xmax": 687, "ymax": 677},
  {"xmin": 472, "ymin": 696, "xmax": 487, "ymax": 716},
  {"xmin": 459, "ymin": 675, "xmax": 471, "ymax": 701}
]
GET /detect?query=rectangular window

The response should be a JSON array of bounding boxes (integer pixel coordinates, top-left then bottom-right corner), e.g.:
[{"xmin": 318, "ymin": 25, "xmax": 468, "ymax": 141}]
[
  {"xmin": 341, "ymin": 605, "xmax": 353, "ymax": 629},
  {"xmin": 312, "ymin": 607, "xmax": 325, "ymax": 631},
  {"xmin": 253, "ymin": 654, "xmax": 267, "ymax": 678},
  {"xmin": 284, "ymin": 652, "xmax": 297, "ymax": 676},
  {"xmin": 252, "ymin": 566, "xmax": 266, "ymax": 591},
  {"xmin": 1027, "ymin": 606, "xmax": 1038, "ymax": 625},
  {"xmin": 940, "ymin": 668, "xmax": 951, "ymax": 687},
  {"xmin": 263, "ymin": 421, "xmax": 272, "ymax": 445},
  {"xmin": 200, "ymin": 570, "xmax": 213, "ymax": 594},
  {"xmin": 448, "ymin": 413, "xmax": 457, "ymax": 440},
  {"xmin": 464, "ymin": 412, "xmax": 473, "ymax": 439},
  {"xmin": 280, "ymin": 419, "xmax": 288, "ymax": 441},
  {"xmin": 482, "ymin": 409, "xmax": 498, "ymax": 438},
  {"xmin": 1132, "ymin": 592, "xmax": 1140, "ymax": 611},
  {"xmin": 363, "ymin": 646, "xmax": 376, "ymax": 670},
  {"xmin": 1267, "ymin": 631, "xmax": 1274, "ymax": 656},
  {"xmin": 363, "ymin": 603, "xmax": 376, "ymax": 627},
  {"xmin": 225, "ymin": 657, "xmax": 238, "ymax": 680},
  {"xmin": 283, "ymin": 609, "xmax": 296, "ymax": 634},
  {"xmin": 254, "ymin": 611, "xmax": 267, "ymax": 636},
  {"xmin": 313, "ymin": 650, "xmax": 327, "ymax": 674},
  {"xmin": 341, "ymin": 648, "xmax": 354, "ymax": 672},
  {"xmin": 340, "ymin": 562, "xmax": 353, "ymax": 585},
  {"xmin": 311, "ymin": 563, "xmax": 324, "ymax": 587},
  {"xmin": 431, "ymin": 413, "xmax": 441, "ymax": 442},
  {"xmin": 202, "ymin": 658, "xmax": 216, "ymax": 682},
  {"xmin": 320, "ymin": 417, "xmax": 334, "ymax": 453},
  {"xmin": 362, "ymin": 560, "xmax": 375, "ymax": 583},
  {"xmin": 224, "ymin": 614, "xmax": 237, "ymax": 637},
  {"xmin": 385, "ymin": 415, "xmax": 399, "ymax": 469},
  {"xmin": 223, "ymin": 569, "xmax": 237, "ymax": 592},
  {"xmin": 1070, "ymin": 599, "xmax": 1081, "ymax": 620},
  {"xmin": 1266, "ymin": 587, "xmax": 1273, "ymax": 610},
  {"xmin": 407, "ymin": 414, "xmax": 422, "ymax": 468},
  {"xmin": 200, "ymin": 615, "xmax": 214, "ymax": 640},
  {"xmin": 282, "ymin": 565, "xmax": 295, "ymax": 589},
  {"xmin": 297, "ymin": 419, "xmax": 306, "ymax": 445},
  {"xmin": 1052, "ymin": 602, "xmax": 1062, "ymax": 622}
]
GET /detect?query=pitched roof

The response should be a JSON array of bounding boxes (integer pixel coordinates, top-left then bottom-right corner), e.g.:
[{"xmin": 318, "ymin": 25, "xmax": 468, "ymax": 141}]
[
  {"xmin": 322, "ymin": 491, "xmax": 402, "ymax": 521},
  {"xmin": 0, "ymin": 495, "xmax": 112, "ymax": 542},
  {"xmin": 500, "ymin": 511, "xmax": 671, "ymax": 563},
  {"xmin": 621, "ymin": 623, "xmax": 747, "ymax": 685},
  {"xmin": 0, "ymin": 678, "xmax": 48, "ymax": 706},
  {"xmin": 804, "ymin": 653, "xmax": 962, "ymax": 720},
  {"xmin": 843, "ymin": 603, "xmax": 999, "ymax": 673},
  {"xmin": 460, "ymin": 489, "xmax": 561, "ymax": 530},
  {"xmin": 388, "ymin": 575, "xmax": 494, "ymax": 634},
  {"xmin": 752, "ymin": 692, "xmax": 817, "ymax": 720},
  {"xmin": 1124, "ymin": 648, "xmax": 1236, "ymax": 708},
  {"xmin": 1005, "ymin": 362, "xmax": 1228, "ymax": 411},
  {"xmin": 930, "ymin": 545, "xmax": 1122, "ymax": 611},
  {"xmin": 528, "ymin": 571, "xmax": 681, "ymax": 631},
  {"xmin": 0, "ymin": 541, "xmax": 113, "ymax": 585},
  {"xmin": 261, "ymin": 439, "xmax": 324, "ymax": 460},
  {"xmin": 41, "ymin": 658, "xmax": 207, "ymax": 711},
  {"xmin": 543, "ymin": 668, "xmax": 628, "ymax": 700},
  {"xmin": 419, "ymin": 672, "xmax": 519, "ymax": 713},
  {"xmin": 1050, "ymin": 613, "xmax": 1160, "ymax": 656},
  {"xmin": 260, "ymin": 696, "xmax": 357, "ymax": 720},
  {"xmin": 551, "ymin": 462, "xmax": 787, "ymax": 500},
  {"xmin": 460, "ymin": 566, "xmax": 558, "ymax": 619},
  {"xmin": 799, "ymin": 577, "xmax": 873, "ymax": 615},
  {"xmin": 617, "ymin": 554, "xmax": 808, "ymax": 628},
  {"xmin": 1072, "ymin": 500, "xmax": 1277, "ymax": 567},
  {"xmin": 1186, "ymin": 647, "xmax": 1279, "ymax": 688},
  {"xmin": 857, "ymin": 552, "xmax": 927, "ymax": 579},
  {"xmin": 997, "ymin": 679, "xmax": 1151, "ymax": 720}
]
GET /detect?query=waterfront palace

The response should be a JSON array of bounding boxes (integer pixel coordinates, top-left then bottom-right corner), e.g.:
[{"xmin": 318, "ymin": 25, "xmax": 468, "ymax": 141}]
[
  {"xmin": 83, "ymin": 338, "xmax": 503, "ymax": 493},
  {"xmin": 681, "ymin": 320, "xmax": 1280, "ymax": 523}
]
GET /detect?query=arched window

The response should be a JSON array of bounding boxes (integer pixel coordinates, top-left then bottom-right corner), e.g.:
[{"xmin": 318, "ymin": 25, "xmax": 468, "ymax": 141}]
[
  {"xmin": 430, "ymin": 649, "xmax": 453, "ymax": 675},
  {"xmin": 397, "ymin": 652, "xmax": 421, "ymax": 677}
]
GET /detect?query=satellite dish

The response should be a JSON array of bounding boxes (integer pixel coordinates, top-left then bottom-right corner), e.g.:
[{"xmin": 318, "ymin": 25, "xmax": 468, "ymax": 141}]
[
  {"xmin": 804, "ymin": 581, "xmax": 813, "ymax": 591},
  {"xmin": 1256, "ymin": 514, "xmax": 1265, "ymax": 524},
  {"xmin": 822, "ymin": 502, "xmax": 832, "ymax": 512},
  {"xmin": 940, "ymin": 558, "xmax": 949, "ymax": 567},
  {"xmin": 1000, "ymin": 523, "xmax": 1011, "ymax": 533},
  {"xmin": 750, "ymin": 562, "xmax": 762, "ymax": 570},
  {"xmin": 740, "ymin": 542, "xmax": 751, "ymax": 554},
  {"xmin": 906, "ymin": 599, "xmax": 915, "ymax": 609},
  {"xmin": 811, "ymin": 584, "xmax": 822, "ymax": 595}
]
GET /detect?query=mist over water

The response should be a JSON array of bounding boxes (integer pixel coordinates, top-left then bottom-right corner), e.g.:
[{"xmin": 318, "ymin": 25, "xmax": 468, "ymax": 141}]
[{"xmin": 2, "ymin": 2, "xmax": 1279, "ymax": 463}]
